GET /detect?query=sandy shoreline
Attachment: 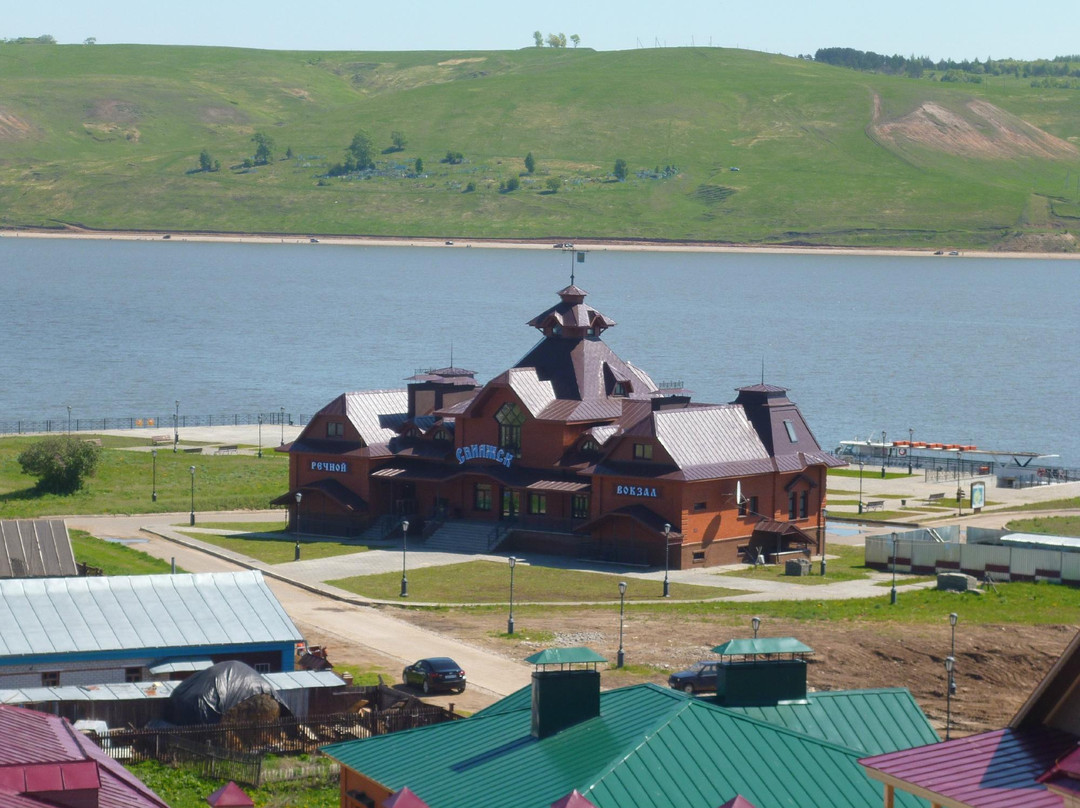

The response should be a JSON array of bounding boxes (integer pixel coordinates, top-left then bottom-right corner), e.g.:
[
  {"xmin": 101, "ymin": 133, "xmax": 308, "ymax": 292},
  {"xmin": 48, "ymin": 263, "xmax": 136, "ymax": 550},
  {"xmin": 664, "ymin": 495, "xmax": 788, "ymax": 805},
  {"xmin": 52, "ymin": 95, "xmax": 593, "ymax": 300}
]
[{"xmin": 3, "ymin": 227, "xmax": 1078, "ymax": 260}]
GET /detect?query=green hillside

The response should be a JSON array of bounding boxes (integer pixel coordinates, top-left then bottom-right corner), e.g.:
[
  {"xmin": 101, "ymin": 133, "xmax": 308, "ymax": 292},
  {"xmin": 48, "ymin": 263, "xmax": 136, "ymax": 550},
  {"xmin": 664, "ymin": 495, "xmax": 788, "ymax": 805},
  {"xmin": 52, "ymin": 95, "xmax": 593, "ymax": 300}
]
[{"xmin": 1, "ymin": 43, "xmax": 1078, "ymax": 249}]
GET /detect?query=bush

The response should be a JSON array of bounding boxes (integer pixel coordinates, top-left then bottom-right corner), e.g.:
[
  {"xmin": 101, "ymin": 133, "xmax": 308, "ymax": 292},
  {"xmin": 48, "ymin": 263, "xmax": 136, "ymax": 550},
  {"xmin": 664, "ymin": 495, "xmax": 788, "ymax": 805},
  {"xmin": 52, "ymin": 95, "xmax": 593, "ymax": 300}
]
[{"xmin": 17, "ymin": 436, "xmax": 102, "ymax": 494}]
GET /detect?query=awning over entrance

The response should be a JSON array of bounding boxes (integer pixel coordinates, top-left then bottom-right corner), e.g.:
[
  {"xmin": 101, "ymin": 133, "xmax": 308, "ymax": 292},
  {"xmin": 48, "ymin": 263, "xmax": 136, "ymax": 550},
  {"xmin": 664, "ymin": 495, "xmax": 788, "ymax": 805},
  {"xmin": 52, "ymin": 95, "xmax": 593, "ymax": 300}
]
[
  {"xmin": 370, "ymin": 463, "xmax": 458, "ymax": 483},
  {"xmin": 271, "ymin": 478, "xmax": 368, "ymax": 512},
  {"xmin": 574, "ymin": 504, "xmax": 678, "ymax": 536},
  {"xmin": 751, "ymin": 519, "xmax": 818, "ymax": 549}
]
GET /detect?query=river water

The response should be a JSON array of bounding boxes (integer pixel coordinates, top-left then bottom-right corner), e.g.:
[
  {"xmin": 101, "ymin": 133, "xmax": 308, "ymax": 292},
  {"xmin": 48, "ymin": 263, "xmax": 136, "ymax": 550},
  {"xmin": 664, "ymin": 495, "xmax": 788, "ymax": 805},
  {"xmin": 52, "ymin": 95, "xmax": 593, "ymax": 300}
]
[{"xmin": 2, "ymin": 238, "xmax": 1077, "ymax": 465}]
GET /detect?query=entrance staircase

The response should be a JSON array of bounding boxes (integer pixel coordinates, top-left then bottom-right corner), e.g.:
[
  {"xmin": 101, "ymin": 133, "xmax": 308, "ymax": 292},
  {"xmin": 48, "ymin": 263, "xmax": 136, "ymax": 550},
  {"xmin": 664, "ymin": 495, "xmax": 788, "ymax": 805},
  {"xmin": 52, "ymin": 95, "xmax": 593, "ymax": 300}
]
[{"xmin": 422, "ymin": 520, "xmax": 499, "ymax": 554}]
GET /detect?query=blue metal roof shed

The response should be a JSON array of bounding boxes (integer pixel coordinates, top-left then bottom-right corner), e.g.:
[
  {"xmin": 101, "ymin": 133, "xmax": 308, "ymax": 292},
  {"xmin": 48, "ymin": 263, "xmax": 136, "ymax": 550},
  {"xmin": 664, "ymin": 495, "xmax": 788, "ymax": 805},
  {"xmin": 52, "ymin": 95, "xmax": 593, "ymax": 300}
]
[{"xmin": 0, "ymin": 571, "xmax": 303, "ymax": 681}]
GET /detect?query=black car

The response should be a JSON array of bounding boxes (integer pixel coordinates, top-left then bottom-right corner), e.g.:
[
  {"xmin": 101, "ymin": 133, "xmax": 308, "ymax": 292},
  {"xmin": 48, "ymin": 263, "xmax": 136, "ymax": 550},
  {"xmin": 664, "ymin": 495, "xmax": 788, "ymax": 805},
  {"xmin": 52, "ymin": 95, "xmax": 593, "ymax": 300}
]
[
  {"xmin": 668, "ymin": 660, "xmax": 719, "ymax": 694},
  {"xmin": 402, "ymin": 657, "xmax": 467, "ymax": 694}
]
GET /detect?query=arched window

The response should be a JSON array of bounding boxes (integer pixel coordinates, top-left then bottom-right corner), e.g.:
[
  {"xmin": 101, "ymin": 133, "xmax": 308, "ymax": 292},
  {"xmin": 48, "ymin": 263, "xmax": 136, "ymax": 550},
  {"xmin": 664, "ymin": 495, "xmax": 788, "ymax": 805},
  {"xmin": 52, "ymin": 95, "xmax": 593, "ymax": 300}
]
[{"xmin": 495, "ymin": 401, "xmax": 526, "ymax": 453}]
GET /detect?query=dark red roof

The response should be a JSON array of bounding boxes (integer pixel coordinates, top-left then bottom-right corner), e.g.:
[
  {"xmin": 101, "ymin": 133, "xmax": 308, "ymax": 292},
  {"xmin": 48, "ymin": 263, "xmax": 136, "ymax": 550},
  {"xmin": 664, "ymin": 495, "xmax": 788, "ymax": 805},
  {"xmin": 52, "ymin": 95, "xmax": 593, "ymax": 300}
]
[
  {"xmin": 384, "ymin": 786, "xmax": 431, "ymax": 808},
  {"xmin": 550, "ymin": 790, "xmax": 598, "ymax": 808},
  {"xmin": 0, "ymin": 705, "xmax": 168, "ymax": 808},
  {"xmin": 861, "ymin": 727, "xmax": 1078, "ymax": 808},
  {"xmin": 718, "ymin": 797, "xmax": 760, "ymax": 808},
  {"xmin": 207, "ymin": 780, "xmax": 254, "ymax": 806}
]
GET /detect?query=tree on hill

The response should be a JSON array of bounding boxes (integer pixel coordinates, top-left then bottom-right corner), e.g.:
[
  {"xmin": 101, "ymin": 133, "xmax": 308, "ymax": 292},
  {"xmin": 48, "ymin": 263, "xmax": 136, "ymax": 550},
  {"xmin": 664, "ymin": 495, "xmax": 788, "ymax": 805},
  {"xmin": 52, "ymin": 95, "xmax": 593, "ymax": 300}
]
[
  {"xmin": 500, "ymin": 176, "xmax": 520, "ymax": 193},
  {"xmin": 533, "ymin": 31, "xmax": 543, "ymax": 48},
  {"xmin": 390, "ymin": 131, "xmax": 407, "ymax": 152},
  {"xmin": 570, "ymin": 34, "xmax": 580, "ymax": 48},
  {"xmin": 348, "ymin": 130, "xmax": 375, "ymax": 170},
  {"xmin": 197, "ymin": 150, "xmax": 220, "ymax": 172},
  {"xmin": 524, "ymin": 152, "xmax": 536, "ymax": 174},
  {"xmin": 613, "ymin": 158, "xmax": 628, "ymax": 181},
  {"xmin": 252, "ymin": 131, "xmax": 274, "ymax": 165},
  {"xmin": 415, "ymin": 157, "xmax": 424, "ymax": 174},
  {"xmin": 442, "ymin": 151, "xmax": 464, "ymax": 164},
  {"xmin": 545, "ymin": 177, "xmax": 562, "ymax": 193},
  {"xmin": 17, "ymin": 436, "xmax": 101, "ymax": 494},
  {"xmin": 547, "ymin": 33, "xmax": 567, "ymax": 48}
]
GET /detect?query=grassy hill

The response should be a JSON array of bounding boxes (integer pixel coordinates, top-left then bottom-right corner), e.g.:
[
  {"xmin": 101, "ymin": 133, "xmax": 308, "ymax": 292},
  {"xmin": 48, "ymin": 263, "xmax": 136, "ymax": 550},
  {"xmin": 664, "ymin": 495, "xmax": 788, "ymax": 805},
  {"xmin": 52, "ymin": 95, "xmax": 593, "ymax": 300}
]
[{"xmin": 1, "ymin": 44, "xmax": 1078, "ymax": 249}]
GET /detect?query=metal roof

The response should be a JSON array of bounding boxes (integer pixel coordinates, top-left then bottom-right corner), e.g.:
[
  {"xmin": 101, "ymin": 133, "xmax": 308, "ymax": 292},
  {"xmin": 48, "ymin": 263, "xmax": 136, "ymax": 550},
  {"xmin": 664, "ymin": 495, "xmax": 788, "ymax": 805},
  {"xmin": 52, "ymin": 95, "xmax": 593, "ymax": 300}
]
[
  {"xmin": 0, "ymin": 571, "xmax": 302, "ymax": 660},
  {"xmin": 725, "ymin": 688, "xmax": 939, "ymax": 756},
  {"xmin": 524, "ymin": 648, "xmax": 608, "ymax": 666},
  {"xmin": 0, "ymin": 704, "xmax": 169, "ymax": 807},
  {"xmin": 711, "ymin": 638, "xmax": 814, "ymax": 656},
  {"xmin": 263, "ymin": 670, "xmax": 345, "ymax": 690},
  {"xmin": 861, "ymin": 726, "xmax": 1077, "ymax": 808},
  {"xmin": 0, "ymin": 519, "xmax": 78, "ymax": 578},
  {"xmin": 343, "ymin": 390, "xmax": 409, "ymax": 445},
  {"xmin": 147, "ymin": 658, "xmax": 213, "ymax": 674},
  {"xmin": 505, "ymin": 368, "xmax": 557, "ymax": 417},
  {"xmin": 652, "ymin": 405, "xmax": 769, "ymax": 469},
  {"xmin": 323, "ymin": 682, "xmax": 926, "ymax": 808}
]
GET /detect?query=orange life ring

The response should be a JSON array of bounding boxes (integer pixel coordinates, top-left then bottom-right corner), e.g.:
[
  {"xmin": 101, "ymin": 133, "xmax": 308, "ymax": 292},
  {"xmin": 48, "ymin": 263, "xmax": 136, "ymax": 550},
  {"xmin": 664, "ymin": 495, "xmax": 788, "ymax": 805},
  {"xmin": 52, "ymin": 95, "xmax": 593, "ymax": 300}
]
[{"xmin": 897, "ymin": 448, "xmax": 907, "ymax": 456}]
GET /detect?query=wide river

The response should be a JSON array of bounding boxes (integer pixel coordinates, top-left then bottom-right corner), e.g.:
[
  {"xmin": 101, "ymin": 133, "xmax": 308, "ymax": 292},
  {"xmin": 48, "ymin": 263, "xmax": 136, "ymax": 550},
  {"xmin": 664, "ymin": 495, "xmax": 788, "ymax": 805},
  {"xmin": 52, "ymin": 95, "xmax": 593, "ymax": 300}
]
[{"xmin": 2, "ymin": 238, "xmax": 1077, "ymax": 465}]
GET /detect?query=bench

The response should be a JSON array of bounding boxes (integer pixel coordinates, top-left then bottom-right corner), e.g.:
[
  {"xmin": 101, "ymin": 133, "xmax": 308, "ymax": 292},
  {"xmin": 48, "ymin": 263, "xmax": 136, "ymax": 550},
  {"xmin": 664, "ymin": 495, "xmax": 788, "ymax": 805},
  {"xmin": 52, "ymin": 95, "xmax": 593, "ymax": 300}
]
[
  {"xmin": 183, "ymin": 446, "xmax": 203, "ymax": 454},
  {"xmin": 151, "ymin": 435, "xmax": 172, "ymax": 445},
  {"xmin": 215, "ymin": 445, "xmax": 238, "ymax": 455},
  {"xmin": 864, "ymin": 500, "xmax": 885, "ymax": 511},
  {"xmin": 923, "ymin": 492, "xmax": 946, "ymax": 504}
]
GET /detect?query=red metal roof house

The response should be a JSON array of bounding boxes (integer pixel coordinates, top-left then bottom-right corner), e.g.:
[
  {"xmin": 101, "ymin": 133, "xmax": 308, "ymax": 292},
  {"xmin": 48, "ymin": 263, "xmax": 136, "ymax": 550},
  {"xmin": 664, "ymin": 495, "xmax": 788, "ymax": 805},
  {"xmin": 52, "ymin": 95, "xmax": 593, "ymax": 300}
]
[{"xmin": 279, "ymin": 285, "xmax": 842, "ymax": 568}]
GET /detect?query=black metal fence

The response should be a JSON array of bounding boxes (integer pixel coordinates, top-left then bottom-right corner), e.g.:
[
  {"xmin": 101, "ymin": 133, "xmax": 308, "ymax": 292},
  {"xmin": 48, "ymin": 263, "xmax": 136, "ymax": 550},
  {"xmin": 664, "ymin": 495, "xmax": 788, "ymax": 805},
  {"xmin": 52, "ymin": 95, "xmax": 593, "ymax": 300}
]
[{"xmin": 0, "ymin": 411, "xmax": 308, "ymax": 436}]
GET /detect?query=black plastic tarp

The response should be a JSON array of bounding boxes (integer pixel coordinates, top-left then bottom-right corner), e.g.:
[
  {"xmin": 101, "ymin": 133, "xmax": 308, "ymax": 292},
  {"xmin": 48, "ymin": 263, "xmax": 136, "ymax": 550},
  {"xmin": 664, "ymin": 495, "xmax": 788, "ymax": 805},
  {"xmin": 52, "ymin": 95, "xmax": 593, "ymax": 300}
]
[{"xmin": 167, "ymin": 660, "xmax": 287, "ymax": 725}]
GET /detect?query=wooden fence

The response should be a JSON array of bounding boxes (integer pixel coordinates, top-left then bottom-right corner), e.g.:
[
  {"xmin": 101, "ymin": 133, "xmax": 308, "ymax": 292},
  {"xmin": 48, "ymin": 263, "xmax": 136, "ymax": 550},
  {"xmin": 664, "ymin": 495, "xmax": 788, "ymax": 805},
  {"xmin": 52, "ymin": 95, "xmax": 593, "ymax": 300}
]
[{"xmin": 87, "ymin": 703, "xmax": 455, "ymax": 786}]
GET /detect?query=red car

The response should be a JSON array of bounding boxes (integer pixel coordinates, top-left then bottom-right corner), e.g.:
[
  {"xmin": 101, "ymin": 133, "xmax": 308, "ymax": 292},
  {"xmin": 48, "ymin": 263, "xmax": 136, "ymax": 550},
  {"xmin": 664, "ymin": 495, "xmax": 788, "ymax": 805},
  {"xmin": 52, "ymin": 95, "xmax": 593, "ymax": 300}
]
[{"xmin": 403, "ymin": 657, "xmax": 467, "ymax": 694}]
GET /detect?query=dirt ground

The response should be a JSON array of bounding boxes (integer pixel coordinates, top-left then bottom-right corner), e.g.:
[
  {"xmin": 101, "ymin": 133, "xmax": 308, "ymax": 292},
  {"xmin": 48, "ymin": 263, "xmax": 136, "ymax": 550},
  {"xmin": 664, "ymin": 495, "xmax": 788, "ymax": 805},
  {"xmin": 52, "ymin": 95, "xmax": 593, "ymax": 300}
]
[{"xmin": 300, "ymin": 610, "xmax": 1077, "ymax": 737}]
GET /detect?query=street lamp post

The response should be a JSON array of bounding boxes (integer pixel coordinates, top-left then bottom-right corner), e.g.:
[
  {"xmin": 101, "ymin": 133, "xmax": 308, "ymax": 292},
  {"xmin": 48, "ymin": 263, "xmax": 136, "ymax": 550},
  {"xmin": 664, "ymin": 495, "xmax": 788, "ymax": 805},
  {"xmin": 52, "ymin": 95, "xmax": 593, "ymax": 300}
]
[
  {"xmin": 662, "ymin": 523, "xmax": 672, "ymax": 598},
  {"xmin": 949, "ymin": 613, "xmax": 959, "ymax": 696},
  {"xmin": 258, "ymin": 414, "xmax": 263, "ymax": 458},
  {"xmin": 890, "ymin": 532, "xmax": 898, "ymax": 605},
  {"xmin": 174, "ymin": 401, "xmax": 180, "ymax": 453},
  {"xmin": 617, "ymin": 580, "xmax": 628, "ymax": 668},
  {"xmin": 944, "ymin": 655, "xmax": 955, "ymax": 740},
  {"xmin": 507, "ymin": 557, "xmax": 517, "ymax": 635},
  {"xmin": 881, "ymin": 430, "xmax": 887, "ymax": 478},
  {"xmin": 280, "ymin": 406, "xmax": 285, "ymax": 445},
  {"xmin": 294, "ymin": 492, "xmax": 302, "ymax": 560},
  {"xmin": 151, "ymin": 449, "xmax": 157, "ymax": 502},
  {"xmin": 752, "ymin": 616, "xmax": 761, "ymax": 639},
  {"xmin": 858, "ymin": 460, "xmax": 865, "ymax": 513},
  {"xmin": 67, "ymin": 405, "xmax": 72, "ymax": 435},
  {"xmin": 908, "ymin": 428, "xmax": 914, "ymax": 475},
  {"xmin": 820, "ymin": 507, "xmax": 828, "ymax": 576},
  {"xmin": 400, "ymin": 520, "xmax": 410, "ymax": 597},
  {"xmin": 956, "ymin": 450, "xmax": 964, "ymax": 517},
  {"xmin": 188, "ymin": 465, "xmax": 196, "ymax": 526}
]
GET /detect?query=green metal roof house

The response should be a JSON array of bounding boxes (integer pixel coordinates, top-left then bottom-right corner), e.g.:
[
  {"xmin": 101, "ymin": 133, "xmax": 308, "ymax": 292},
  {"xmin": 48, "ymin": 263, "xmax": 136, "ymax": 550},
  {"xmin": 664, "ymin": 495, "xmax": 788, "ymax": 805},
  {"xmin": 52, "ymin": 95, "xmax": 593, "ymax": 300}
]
[{"xmin": 323, "ymin": 648, "xmax": 933, "ymax": 808}]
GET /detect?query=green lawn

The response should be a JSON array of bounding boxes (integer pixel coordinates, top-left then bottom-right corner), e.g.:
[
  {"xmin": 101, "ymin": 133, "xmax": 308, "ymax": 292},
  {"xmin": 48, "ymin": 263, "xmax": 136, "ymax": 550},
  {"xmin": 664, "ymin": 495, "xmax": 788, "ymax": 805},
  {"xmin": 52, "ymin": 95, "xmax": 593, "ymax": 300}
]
[
  {"xmin": 0, "ymin": 436, "xmax": 287, "ymax": 517},
  {"xmin": 716, "ymin": 545, "xmax": 880, "ymax": 585},
  {"xmin": 178, "ymin": 530, "xmax": 371, "ymax": 564},
  {"xmin": 70, "ymin": 529, "xmax": 180, "ymax": 575},
  {"xmin": 1005, "ymin": 515, "xmax": 1080, "ymax": 537},
  {"xmin": 329, "ymin": 560, "xmax": 732, "ymax": 603},
  {"xmin": 180, "ymin": 520, "xmax": 289, "ymax": 533},
  {"xmin": 502, "ymin": 579, "xmax": 1080, "ymax": 625}
]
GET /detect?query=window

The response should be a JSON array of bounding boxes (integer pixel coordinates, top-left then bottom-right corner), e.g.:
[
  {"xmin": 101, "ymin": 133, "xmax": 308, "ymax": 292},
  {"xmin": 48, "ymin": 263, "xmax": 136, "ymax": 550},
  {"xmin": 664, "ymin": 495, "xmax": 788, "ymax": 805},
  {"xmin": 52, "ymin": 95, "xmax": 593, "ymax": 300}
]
[
  {"xmin": 125, "ymin": 667, "xmax": 142, "ymax": 683},
  {"xmin": 433, "ymin": 428, "xmax": 451, "ymax": 442},
  {"xmin": 788, "ymin": 491, "xmax": 797, "ymax": 520},
  {"xmin": 633, "ymin": 443, "xmax": 653, "ymax": 461},
  {"xmin": 326, "ymin": 421, "xmax": 344, "ymax": 438},
  {"xmin": 495, "ymin": 402, "xmax": 525, "ymax": 453},
  {"xmin": 572, "ymin": 493, "xmax": 590, "ymax": 519},
  {"xmin": 474, "ymin": 483, "xmax": 492, "ymax": 512},
  {"xmin": 581, "ymin": 439, "xmax": 600, "ymax": 452},
  {"xmin": 41, "ymin": 671, "xmax": 60, "ymax": 687},
  {"xmin": 613, "ymin": 381, "xmax": 628, "ymax": 396},
  {"xmin": 739, "ymin": 496, "xmax": 758, "ymax": 517},
  {"xmin": 783, "ymin": 419, "xmax": 798, "ymax": 443},
  {"xmin": 254, "ymin": 662, "xmax": 271, "ymax": 674},
  {"xmin": 529, "ymin": 493, "xmax": 547, "ymax": 515},
  {"xmin": 346, "ymin": 790, "xmax": 376, "ymax": 808},
  {"xmin": 693, "ymin": 551, "xmax": 706, "ymax": 563},
  {"xmin": 799, "ymin": 491, "xmax": 809, "ymax": 519},
  {"xmin": 693, "ymin": 501, "xmax": 707, "ymax": 511}
]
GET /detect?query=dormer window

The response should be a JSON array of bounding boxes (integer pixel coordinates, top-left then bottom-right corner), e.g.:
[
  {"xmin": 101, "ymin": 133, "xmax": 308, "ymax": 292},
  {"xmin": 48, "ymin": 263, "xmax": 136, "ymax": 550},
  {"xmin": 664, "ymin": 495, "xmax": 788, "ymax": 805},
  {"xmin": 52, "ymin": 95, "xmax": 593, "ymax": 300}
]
[
  {"xmin": 613, "ymin": 382, "xmax": 628, "ymax": 397},
  {"xmin": 327, "ymin": 421, "xmax": 344, "ymax": 438},
  {"xmin": 582, "ymin": 439, "xmax": 600, "ymax": 452},
  {"xmin": 633, "ymin": 443, "xmax": 653, "ymax": 461},
  {"xmin": 784, "ymin": 419, "xmax": 798, "ymax": 443},
  {"xmin": 433, "ymin": 428, "xmax": 451, "ymax": 442}
]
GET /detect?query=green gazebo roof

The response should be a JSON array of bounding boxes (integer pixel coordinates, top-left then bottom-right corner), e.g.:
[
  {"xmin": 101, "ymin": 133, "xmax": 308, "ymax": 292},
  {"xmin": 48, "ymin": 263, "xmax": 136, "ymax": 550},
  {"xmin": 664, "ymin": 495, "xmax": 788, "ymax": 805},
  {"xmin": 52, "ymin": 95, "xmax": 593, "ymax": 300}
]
[
  {"xmin": 524, "ymin": 647, "xmax": 608, "ymax": 666},
  {"xmin": 711, "ymin": 637, "xmax": 814, "ymax": 656}
]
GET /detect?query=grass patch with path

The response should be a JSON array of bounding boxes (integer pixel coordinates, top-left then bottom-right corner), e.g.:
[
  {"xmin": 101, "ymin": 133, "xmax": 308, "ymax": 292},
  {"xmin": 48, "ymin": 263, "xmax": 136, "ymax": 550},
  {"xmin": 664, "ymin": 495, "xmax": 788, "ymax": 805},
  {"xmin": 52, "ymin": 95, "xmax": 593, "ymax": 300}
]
[
  {"xmin": 329, "ymin": 560, "xmax": 732, "ymax": 603},
  {"xmin": 178, "ymin": 531, "xmax": 371, "ymax": 564},
  {"xmin": 716, "ymin": 545, "xmax": 878, "ymax": 585},
  {"xmin": 70, "ymin": 529, "xmax": 180, "ymax": 575},
  {"xmin": 1005, "ymin": 515, "xmax": 1080, "ymax": 538}
]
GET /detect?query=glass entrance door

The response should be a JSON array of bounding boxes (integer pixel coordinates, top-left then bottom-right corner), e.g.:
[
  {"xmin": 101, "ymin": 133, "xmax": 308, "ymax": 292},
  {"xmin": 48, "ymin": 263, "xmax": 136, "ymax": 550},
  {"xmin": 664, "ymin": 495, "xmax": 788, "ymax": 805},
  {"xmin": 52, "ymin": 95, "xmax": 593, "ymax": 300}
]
[{"xmin": 501, "ymin": 489, "xmax": 520, "ymax": 519}]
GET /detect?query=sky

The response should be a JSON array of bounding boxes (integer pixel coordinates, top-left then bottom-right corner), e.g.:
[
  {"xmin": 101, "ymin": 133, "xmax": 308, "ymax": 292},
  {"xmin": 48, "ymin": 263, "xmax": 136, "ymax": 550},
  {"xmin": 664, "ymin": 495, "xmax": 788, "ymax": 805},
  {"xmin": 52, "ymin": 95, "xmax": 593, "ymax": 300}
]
[{"xmin": 5, "ymin": 0, "xmax": 1077, "ymax": 61}]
